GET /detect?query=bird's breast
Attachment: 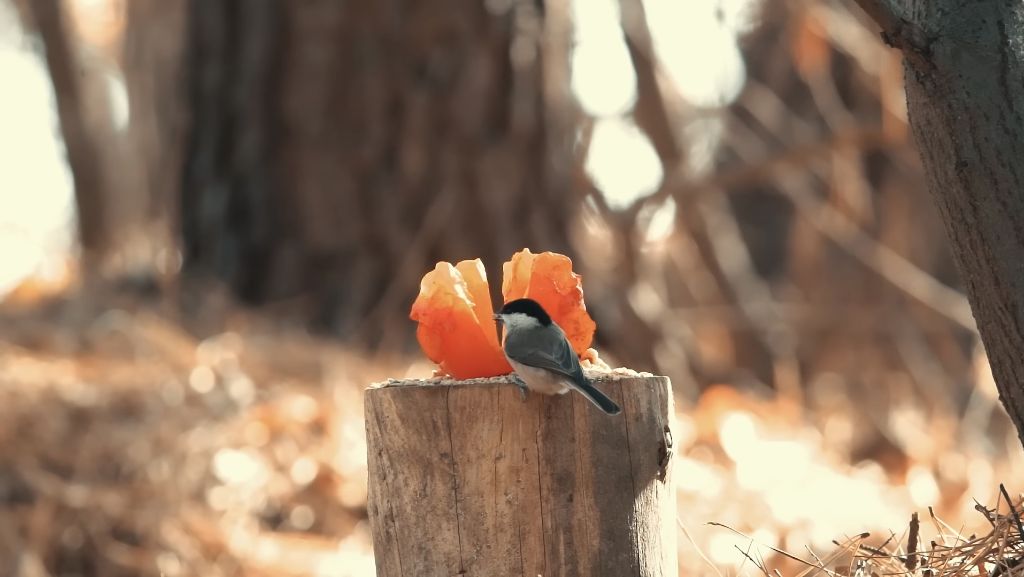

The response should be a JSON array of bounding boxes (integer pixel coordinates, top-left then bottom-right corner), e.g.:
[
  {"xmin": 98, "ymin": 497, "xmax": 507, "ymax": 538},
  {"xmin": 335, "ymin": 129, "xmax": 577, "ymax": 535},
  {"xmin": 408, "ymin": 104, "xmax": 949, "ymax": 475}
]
[{"xmin": 507, "ymin": 358, "xmax": 571, "ymax": 396}]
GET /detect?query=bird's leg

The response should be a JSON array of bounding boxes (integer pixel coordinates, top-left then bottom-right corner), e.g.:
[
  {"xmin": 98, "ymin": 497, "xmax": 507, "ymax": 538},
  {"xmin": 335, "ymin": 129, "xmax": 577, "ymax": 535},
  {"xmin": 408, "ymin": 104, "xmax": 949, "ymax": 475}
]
[{"xmin": 511, "ymin": 375, "xmax": 529, "ymax": 402}]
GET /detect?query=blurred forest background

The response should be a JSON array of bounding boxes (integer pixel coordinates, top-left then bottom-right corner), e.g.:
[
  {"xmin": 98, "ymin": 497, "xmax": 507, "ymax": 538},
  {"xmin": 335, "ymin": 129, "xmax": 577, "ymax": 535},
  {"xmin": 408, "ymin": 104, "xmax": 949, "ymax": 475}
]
[{"xmin": 0, "ymin": 0, "xmax": 1021, "ymax": 575}]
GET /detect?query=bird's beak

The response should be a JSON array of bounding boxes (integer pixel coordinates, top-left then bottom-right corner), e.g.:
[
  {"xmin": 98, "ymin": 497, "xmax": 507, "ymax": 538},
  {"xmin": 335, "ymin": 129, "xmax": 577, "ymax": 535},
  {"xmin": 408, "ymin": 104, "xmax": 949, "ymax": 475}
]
[{"xmin": 492, "ymin": 314, "xmax": 503, "ymax": 323}]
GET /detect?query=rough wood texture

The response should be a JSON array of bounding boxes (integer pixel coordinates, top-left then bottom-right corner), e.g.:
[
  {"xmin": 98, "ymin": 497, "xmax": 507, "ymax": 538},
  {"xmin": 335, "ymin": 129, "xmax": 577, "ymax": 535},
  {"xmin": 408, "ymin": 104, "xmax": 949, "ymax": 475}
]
[
  {"xmin": 365, "ymin": 375, "xmax": 677, "ymax": 577},
  {"xmin": 854, "ymin": 1, "xmax": 1024, "ymax": 448}
]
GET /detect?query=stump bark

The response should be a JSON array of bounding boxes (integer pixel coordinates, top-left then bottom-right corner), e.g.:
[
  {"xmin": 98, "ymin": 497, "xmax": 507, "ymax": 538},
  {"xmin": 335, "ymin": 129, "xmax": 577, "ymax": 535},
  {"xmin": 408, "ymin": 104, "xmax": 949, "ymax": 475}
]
[{"xmin": 364, "ymin": 374, "xmax": 677, "ymax": 577}]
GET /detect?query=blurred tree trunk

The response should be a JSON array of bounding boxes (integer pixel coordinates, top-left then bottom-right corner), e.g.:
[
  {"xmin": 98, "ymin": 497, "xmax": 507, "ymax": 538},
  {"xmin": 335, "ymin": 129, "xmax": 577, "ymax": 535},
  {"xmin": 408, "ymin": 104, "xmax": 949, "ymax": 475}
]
[
  {"xmin": 855, "ymin": 0, "xmax": 1024, "ymax": 448},
  {"xmin": 121, "ymin": 0, "xmax": 188, "ymax": 258},
  {"xmin": 172, "ymin": 0, "xmax": 576, "ymax": 342},
  {"xmin": 16, "ymin": 0, "xmax": 178, "ymax": 278},
  {"xmin": 23, "ymin": 0, "xmax": 109, "ymax": 262}
]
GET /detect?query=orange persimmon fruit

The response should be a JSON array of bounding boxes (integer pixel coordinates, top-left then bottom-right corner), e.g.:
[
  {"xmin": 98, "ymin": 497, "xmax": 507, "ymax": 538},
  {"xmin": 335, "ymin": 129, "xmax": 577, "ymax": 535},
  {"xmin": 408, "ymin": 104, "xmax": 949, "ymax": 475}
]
[
  {"xmin": 501, "ymin": 248, "xmax": 596, "ymax": 355},
  {"xmin": 410, "ymin": 249, "xmax": 597, "ymax": 379},
  {"xmin": 409, "ymin": 259, "xmax": 510, "ymax": 379}
]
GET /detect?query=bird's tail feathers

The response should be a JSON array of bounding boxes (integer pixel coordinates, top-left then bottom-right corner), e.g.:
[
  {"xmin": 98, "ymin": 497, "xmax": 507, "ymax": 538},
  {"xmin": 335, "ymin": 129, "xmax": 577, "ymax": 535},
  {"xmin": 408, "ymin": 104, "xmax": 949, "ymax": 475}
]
[{"xmin": 570, "ymin": 381, "xmax": 622, "ymax": 415}]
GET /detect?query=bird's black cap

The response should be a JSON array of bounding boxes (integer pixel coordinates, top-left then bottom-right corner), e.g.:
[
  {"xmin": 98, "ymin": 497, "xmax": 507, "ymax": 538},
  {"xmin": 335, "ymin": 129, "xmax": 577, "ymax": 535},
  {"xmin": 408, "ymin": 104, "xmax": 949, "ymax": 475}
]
[{"xmin": 498, "ymin": 298, "xmax": 552, "ymax": 326}]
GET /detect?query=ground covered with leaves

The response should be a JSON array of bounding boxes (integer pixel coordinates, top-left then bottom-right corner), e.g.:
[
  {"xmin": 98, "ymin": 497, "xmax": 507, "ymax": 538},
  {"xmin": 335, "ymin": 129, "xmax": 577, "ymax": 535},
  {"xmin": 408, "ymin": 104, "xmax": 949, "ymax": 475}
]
[{"xmin": 0, "ymin": 289, "xmax": 1021, "ymax": 577}]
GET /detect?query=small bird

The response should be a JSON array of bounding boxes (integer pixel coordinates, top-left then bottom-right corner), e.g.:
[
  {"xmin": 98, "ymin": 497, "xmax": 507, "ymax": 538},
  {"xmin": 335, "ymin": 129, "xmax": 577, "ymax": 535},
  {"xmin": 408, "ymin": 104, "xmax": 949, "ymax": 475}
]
[{"xmin": 494, "ymin": 298, "xmax": 621, "ymax": 415}]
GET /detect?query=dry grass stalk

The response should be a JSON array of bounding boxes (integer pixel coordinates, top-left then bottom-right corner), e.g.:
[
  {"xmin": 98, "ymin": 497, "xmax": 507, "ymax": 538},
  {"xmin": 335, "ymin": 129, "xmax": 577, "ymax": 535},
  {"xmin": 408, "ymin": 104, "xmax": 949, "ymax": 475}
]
[{"xmin": 710, "ymin": 485, "xmax": 1024, "ymax": 577}]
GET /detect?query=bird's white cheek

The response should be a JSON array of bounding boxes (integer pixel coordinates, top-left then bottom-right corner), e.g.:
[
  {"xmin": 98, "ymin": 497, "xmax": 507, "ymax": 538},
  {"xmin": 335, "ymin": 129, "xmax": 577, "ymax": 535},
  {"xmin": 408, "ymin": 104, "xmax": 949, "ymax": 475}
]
[{"xmin": 507, "ymin": 359, "xmax": 571, "ymax": 396}]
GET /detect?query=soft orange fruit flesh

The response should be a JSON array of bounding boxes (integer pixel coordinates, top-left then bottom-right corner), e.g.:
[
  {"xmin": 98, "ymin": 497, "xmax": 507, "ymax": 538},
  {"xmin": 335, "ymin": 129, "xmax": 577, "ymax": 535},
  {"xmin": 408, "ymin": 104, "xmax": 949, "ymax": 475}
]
[
  {"xmin": 411, "ymin": 250, "xmax": 597, "ymax": 379},
  {"xmin": 409, "ymin": 260, "xmax": 510, "ymax": 379},
  {"xmin": 501, "ymin": 248, "xmax": 596, "ymax": 356}
]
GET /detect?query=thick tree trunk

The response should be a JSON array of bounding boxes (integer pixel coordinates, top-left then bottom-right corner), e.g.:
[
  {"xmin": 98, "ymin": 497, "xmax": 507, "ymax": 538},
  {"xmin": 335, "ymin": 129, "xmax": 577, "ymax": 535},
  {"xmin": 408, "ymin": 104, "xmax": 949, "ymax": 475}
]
[
  {"xmin": 177, "ymin": 0, "xmax": 576, "ymax": 341},
  {"xmin": 364, "ymin": 375, "xmax": 677, "ymax": 576},
  {"xmin": 854, "ymin": 0, "xmax": 1024, "ymax": 447}
]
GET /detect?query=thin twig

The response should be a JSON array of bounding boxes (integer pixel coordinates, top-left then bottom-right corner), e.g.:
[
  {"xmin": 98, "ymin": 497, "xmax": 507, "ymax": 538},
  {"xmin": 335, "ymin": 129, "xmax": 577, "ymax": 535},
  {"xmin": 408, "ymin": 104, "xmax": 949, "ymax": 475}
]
[
  {"xmin": 1000, "ymin": 484, "xmax": 1024, "ymax": 540},
  {"xmin": 849, "ymin": 0, "xmax": 933, "ymax": 68},
  {"xmin": 850, "ymin": 0, "xmax": 904, "ymax": 36},
  {"xmin": 678, "ymin": 516, "xmax": 724, "ymax": 577},
  {"xmin": 907, "ymin": 512, "xmax": 920, "ymax": 571}
]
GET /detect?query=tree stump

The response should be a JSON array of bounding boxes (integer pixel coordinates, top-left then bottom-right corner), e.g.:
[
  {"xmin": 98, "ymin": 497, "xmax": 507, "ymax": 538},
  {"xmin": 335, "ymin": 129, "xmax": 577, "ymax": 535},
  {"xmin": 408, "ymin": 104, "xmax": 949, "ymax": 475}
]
[{"xmin": 364, "ymin": 373, "xmax": 677, "ymax": 577}]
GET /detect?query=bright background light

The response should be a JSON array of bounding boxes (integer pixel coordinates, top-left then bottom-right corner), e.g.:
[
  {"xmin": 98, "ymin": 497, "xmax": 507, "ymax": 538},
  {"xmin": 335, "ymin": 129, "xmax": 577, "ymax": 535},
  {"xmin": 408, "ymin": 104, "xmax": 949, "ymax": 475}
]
[
  {"xmin": 0, "ymin": 0, "xmax": 75, "ymax": 296},
  {"xmin": 572, "ymin": 0, "xmax": 754, "ymax": 243}
]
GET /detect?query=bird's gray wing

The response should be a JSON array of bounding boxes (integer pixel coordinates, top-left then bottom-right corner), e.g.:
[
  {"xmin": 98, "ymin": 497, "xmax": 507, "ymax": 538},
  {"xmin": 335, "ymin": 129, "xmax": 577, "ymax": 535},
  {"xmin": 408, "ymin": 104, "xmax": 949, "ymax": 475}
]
[
  {"xmin": 505, "ymin": 324, "xmax": 621, "ymax": 414},
  {"xmin": 503, "ymin": 324, "xmax": 585, "ymax": 385}
]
